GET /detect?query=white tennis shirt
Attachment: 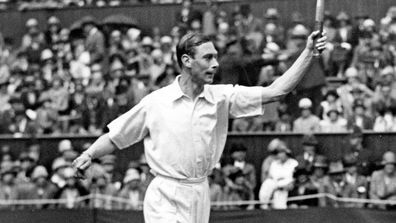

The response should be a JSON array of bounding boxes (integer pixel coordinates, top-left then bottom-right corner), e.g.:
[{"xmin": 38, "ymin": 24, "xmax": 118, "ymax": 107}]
[{"xmin": 108, "ymin": 76, "xmax": 264, "ymax": 179}]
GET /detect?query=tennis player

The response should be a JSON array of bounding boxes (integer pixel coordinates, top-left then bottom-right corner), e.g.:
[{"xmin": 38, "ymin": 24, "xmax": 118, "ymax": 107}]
[{"xmin": 73, "ymin": 31, "xmax": 327, "ymax": 222}]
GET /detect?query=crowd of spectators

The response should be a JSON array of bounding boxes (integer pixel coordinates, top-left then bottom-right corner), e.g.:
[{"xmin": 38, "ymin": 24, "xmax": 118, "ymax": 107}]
[
  {"xmin": 1, "ymin": 1, "xmax": 396, "ymax": 136},
  {"xmin": 1, "ymin": 131, "xmax": 396, "ymax": 210},
  {"xmin": 1, "ymin": 0, "xmax": 396, "ymax": 211}
]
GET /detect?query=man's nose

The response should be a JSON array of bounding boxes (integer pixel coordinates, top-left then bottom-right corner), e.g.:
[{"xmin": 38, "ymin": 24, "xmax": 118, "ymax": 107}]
[{"xmin": 211, "ymin": 59, "xmax": 219, "ymax": 69}]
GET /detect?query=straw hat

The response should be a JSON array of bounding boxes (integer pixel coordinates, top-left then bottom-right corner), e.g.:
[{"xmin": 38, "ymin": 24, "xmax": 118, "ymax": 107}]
[{"xmin": 381, "ymin": 151, "xmax": 396, "ymax": 165}]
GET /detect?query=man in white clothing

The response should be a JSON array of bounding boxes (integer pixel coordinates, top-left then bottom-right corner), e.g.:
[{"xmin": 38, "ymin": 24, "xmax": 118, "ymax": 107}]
[{"xmin": 73, "ymin": 31, "xmax": 326, "ymax": 222}]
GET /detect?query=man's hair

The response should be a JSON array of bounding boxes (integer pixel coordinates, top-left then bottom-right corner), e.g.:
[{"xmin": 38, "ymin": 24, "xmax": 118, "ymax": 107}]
[{"xmin": 176, "ymin": 32, "xmax": 212, "ymax": 69}]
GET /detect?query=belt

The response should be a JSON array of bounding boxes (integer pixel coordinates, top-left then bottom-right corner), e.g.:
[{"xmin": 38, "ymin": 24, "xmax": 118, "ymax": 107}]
[{"xmin": 154, "ymin": 173, "xmax": 208, "ymax": 184}]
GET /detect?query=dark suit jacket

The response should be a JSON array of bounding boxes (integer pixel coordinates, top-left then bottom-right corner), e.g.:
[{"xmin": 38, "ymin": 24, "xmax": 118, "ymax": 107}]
[{"xmin": 85, "ymin": 28, "xmax": 106, "ymax": 63}]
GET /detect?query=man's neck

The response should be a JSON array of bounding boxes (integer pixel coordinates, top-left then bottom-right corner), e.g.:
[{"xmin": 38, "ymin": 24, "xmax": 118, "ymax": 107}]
[{"xmin": 179, "ymin": 72, "xmax": 204, "ymax": 100}]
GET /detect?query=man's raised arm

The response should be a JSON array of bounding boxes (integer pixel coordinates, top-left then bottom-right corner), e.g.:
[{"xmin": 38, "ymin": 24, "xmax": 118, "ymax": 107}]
[{"xmin": 261, "ymin": 31, "xmax": 327, "ymax": 104}]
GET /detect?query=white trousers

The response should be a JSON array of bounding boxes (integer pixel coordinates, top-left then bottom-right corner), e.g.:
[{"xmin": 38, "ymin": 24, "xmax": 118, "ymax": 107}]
[{"xmin": 143, "ymin": 175, "xmax": 210, "ymax": 223}]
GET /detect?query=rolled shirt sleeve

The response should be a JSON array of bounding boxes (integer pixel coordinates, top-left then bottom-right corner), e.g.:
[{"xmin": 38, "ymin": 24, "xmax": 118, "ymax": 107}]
[
  {"xmin": 107, "ymin": 98, "xmax": 149, "ymax": 149},
  {"xmin": 229, "ymin": 85, "xmax": 264, "ymax": 118}
]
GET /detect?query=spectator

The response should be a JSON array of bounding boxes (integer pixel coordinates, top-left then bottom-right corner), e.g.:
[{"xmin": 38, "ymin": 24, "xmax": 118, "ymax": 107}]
[
  {"xmin": 81, "ymin": 16, "xmax": 106, "ymax": 64},
  {"xmin": 0, "ymin": 161, "xmax": 19, "ymax": 209},
  {"xmin": 117, "ymin": 168, "xmax": 144, "ymax": 210},
  {"xmin": 346, "ymin": 99, "xmax": 374, "ymax": 130},
  {"xmin": 225, "ymin": 169, "xmax": 254, "ymax": 210},
  {"xmin": 208, "ymin": 168, "xmax": 225, "ymax": 210},
  {"xmin": 175, "ymin": 0, "xmax": 202, "ymax": 31},
  {"xmin": 259, "ymin": 142, "xmax": 297, "ymax": 209},
  {"xmin": 293, "ymin": 98, "xmax": 321, "ymax": 133},
  {"xmin": 317, "ymin": 89, "xmax": 343, "ymax": 120},
  {"xmin": 88, "ymin": 163, "xmax": 118, "ymax": 210},
  {"xmin": 30, "ymin": 165, "xmax": 58, "ymax": 209},
  {"xmin": 226, "ymin": 143, "xmax": 256, "ymax": 192},
  {"xmin": 99, "ymin": 154, "xmax": 123, "ymax": 190},
  {"xmin": 138, "ymin": 154, "xmax": 154, "ymax": 196},
  {"xmin": 320, "ymin": 161, "xmax": 348, "ymax": 207},
  {"xmin": 319, "ymin": 108, "xmax": 348, "ymax": 132},
  {"xmin": 261, "ymin": 138, "xmax": 283, "ymax": 183},
  {"xmin": 342, "ymin": 153, "xmax": 368, "ymax": 208},
  {"xmin": 295, "ymin": 134, "xmax": 319, "ymax": 174},
  {"xmin": 54, "ymin": 166, "xmax": 89, "ymax": 209},
  {"xmin": 370, "ymin": 151, "xmax": 396, "ymax": 210}
]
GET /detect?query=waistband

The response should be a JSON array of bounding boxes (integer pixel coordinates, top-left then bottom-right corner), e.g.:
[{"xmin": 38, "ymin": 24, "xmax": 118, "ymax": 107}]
[{"xmin": 154, "ymin": 173, "xmax": 208, "ymax": 184}]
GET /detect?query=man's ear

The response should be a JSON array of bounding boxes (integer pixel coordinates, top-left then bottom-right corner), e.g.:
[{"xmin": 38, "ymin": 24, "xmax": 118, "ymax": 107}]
[{"xmin": 181, "ymin": 54, "xmax": 192, "ymax": 68}]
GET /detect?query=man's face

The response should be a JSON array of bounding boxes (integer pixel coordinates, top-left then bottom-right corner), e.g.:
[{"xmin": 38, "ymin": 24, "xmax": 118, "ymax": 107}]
[{"xmin": 189, "ymin": 42, "xmax": 219, "ymax": 85}]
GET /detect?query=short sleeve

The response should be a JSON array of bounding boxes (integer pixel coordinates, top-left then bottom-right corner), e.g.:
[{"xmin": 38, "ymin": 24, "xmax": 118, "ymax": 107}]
[
  {"xmin": 107, "ymin": 98, "xmax": 149, "ymax": 149},
  {"xmin": 229, "ymin": 85, "xmax": 264, "ymax": 118}
]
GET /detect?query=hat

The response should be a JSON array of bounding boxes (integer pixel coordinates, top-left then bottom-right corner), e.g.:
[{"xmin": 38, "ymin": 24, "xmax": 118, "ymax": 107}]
[
  {"xmin": 380, "ymin": 66, "xmax": 394, "ymax": 76},
  {"xmin": 160, "ymin": 36, "xmax": 172, "ymax": 44},
  {"xmin": 345, "ymin": 67, "xmax": 358, "ymax": 78},
  {"xmin": 0, "ymin": 68, "xmax": 10, "ymax": 85},
  {"xmin": 0, "ymin": 162, "xmax": 17, "ymax": 176},
  {"xmin": 274, "ymin": 142, "xmax": 291, "ymax": 155},
  {"xmin": 362, "ymin": 19, "xmax": 375, "ymax": 28},
  {"xmin": 291, "ymin": 24, "xmax": 309, "ymax": 37},
  {"xmin": 313, "ymin": 155, "xmax": 329, "ymax": 168},
  {"xmin": 381, "ymin": 151, "xmax": 396, "ymax": 165},
  {"xmin": 63, "ymin": 167, "xmax": 76, "ymax": 179},
  {"xmin": 58, "ymin": 139, "xmax": 73, "ymax": 153},
  {"xmin": 267, "ymin": 138, "xmax": 282, "ymax": 152},
  {"xmin": 151, "ymin": 49, "xmax": 163, "ymax": 59},
  {"xmin": 41, "ymin": 49, "xmax": 54, "ymax": 61},
  {"xmin": 336, "ymin": 12, "xmax": 350, "ymax": 21},
  {"xmin": 388, "ymin": 6, "xmax": 396, "ymax": 19},
  {"xmin": 51, "ymin": 158, "xmax": 71, "ymax": 171},
  {"xmin": 63, "ymin": 150, "xmax": 78, "ymax": 161},
  {"xmin": 47, "ymin": 16, "xmax": 60, "ymax": 25},
  {"xmin": 80, "ymin": 16, "xmax": 97, "ymax": 26},
  {"xmin": 100, "ymin": 154, "xmax": 116, "ymax": 165},
  {"xmin": 19, "ymin": 152, "xmax": 36, "ymax": 162},
  {"xmin": 326, "ymin": 107, "xmax": 341, "ymax": 116},
  {"xmin": 324, "ymin": 89, "xmax": 339, "ymax": 99},
  {"xmin": 302, "ymin": 134, "xmax": 318, "ymax": 146},
  {"xmin": 142, "ymin": 36, "xmax": 154, "ymax": 46},
  {"xmin": 123, "ymin": 168, "xmax": 141, "ymax": 183},
  {"xmin": 31, "ymin": 165, "xmax": 49, "ymax": 180},
  {"xmin": 298, "ymin": 98, "xmax": 312, "ymax": 109},
  {"xmin": 328, "ymin": 161, "xmax": 345, "ymax": 175},
  {"xmin": 230, "ymin": 142, "xmax": 248, "ymax": 153},
  {"xmin": 26, "ymin": 18, "xmax": 39, "ymax": 27},
  {"xmin": 342, "ymin": 153, "xmax": 358, "ymax": 167},
  {"xmin": 352, "ymin": 99, "xmax": 365, "ymax": 109},
  {"xmin": 264, "ymin": 8, "xmax": 280, "ymax": 19}
]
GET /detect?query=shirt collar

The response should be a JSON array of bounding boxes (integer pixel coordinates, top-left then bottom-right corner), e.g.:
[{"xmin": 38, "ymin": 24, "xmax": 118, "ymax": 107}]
[{"xmin": 169, "ymin": 75, "xmax": 215, "ymax": 104}]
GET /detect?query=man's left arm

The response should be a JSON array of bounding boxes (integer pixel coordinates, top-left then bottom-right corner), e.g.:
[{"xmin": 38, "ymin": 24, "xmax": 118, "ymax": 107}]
[{"xmin": 260, "ymin": 31, "xmax": 327, "ymax": 104}]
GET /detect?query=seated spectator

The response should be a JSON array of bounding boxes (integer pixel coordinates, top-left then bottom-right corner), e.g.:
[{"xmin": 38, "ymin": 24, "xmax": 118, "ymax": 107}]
[
  {"xmin": 138, "ymin": 154, "xmax": 154, "ymax": 196},
  {"xmin": 319, "ymin": 161, "xmax": 348, "ymax": 207},
  {"xmin": 15, "ymin": 152, "xmax": 37, "ymax": 183},
  {"xmin": 29, "ymin": 165, "xmax": 59, "ymax": 209},
  {"xmin": 117, "ymin": 168, "xmax": 144, "ymax": 210},
  {"xmin": 343, "ymin": 125, "xmax": 376, "ymax": 177},
  {"xmin": 261, "ymin": 138, "xmax": 283, "ymax": 183},
  {"xmin": 227, "ymin": 143, "xmax": 256, "ymax": 192},
  {"xmin": 295, "ymin": 134, "xmax": 319, "ymax": 174},
  {"xmin": 54, "ymin": 166, "xmax": 89, "ymax": 209},
  {"xmin": 370, "ymin": 151, "xmax": 396, "ymax": 210},
  {"xmin": 319, "ymin": 108, "xmax": 348, "ymax": 132},
  {"xmin": 347, "ymin": 99, "xmax": 374, "ymax": 130},
  {"xmin": 259, "ymin": 142, "xmax": 297, "ymax": 209},
  {"xmin": 208, "ymin": 168, "xmax": 226, "ymax": 210},
  {"xmin": 293, "ymin": 98, "xmax": 320, "ymax": 133},
  {"xmin": 317, "ymin": 89, "xmax": 344, "ymax": 120},
  {"xmin": 224, "ymin": 169, "xmax": 254, "ymax": 210},
  {"xmin": 99, "ymin": 154, "xmax": 123, "ymax": 190},
  {"xmin": 342, "ymin": 153, "xmax": 368, "ymax": 208},
  {"xmin": 0, "ymin": 161, "xmax": 19, "ymax": 209},
  {"xmin": 88, "ymin": 164, "xmax": 118, "ymax": 210}
]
